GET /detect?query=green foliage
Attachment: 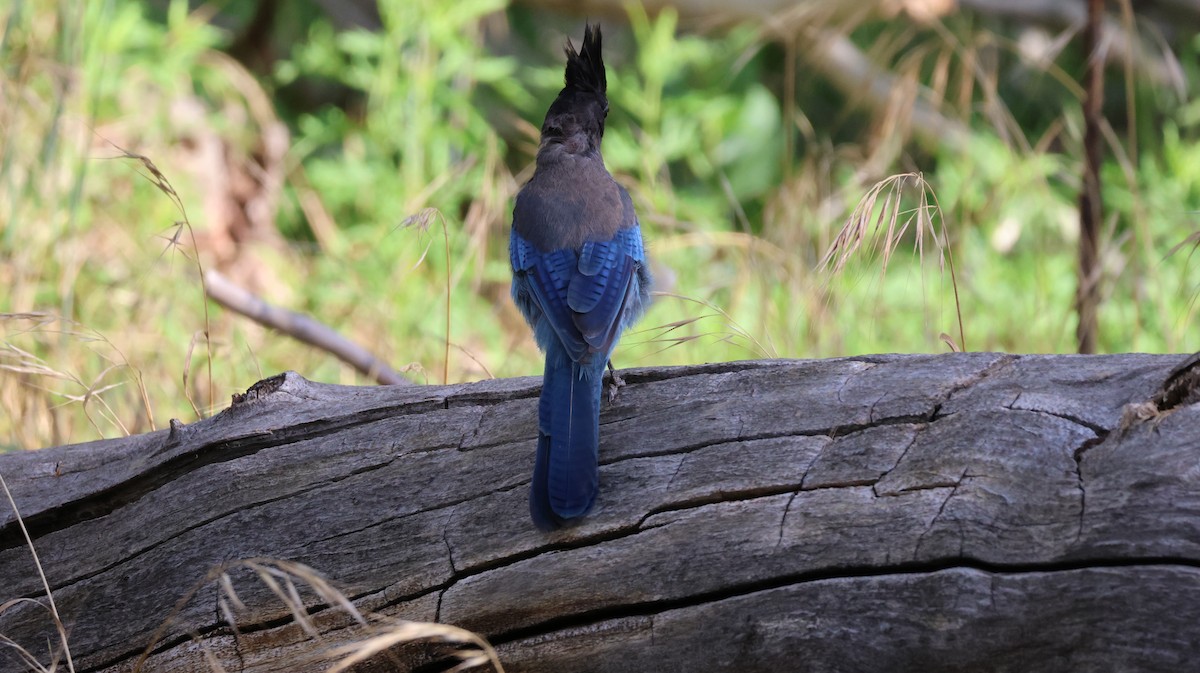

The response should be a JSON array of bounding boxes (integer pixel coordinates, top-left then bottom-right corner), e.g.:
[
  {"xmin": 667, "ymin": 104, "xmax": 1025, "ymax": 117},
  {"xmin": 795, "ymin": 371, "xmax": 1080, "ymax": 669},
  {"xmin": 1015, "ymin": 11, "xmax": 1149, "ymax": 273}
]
[
  {"xmin": 606, "ymin": 6, "xmax": 781, "ymax": 208},
  {"xmin": 284, "ymin": 0, "xmax": 513, "ymax": 221},
  {"xmin": 1, "ymin": 0, "xmax": 234, "ymax": 446},
  {"xmin": 1, "ymin": 0, "xmax": 1198, "ymax": 448}
]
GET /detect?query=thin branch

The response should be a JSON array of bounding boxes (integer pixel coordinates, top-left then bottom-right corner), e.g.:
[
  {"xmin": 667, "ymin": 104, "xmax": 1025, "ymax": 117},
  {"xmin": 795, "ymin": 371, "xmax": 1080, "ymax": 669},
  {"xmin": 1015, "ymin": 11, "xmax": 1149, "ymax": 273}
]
[
  {"xmin": 796, "ymin": 29, "xmax": 970, "ymax": 154},
  {"xmin": 1076, "ymin": 0, "xmax": 1104, "ymax": 354},
  {"xmin": 202, "ymin": 269, "xmax": 410, "ymax": 386}
]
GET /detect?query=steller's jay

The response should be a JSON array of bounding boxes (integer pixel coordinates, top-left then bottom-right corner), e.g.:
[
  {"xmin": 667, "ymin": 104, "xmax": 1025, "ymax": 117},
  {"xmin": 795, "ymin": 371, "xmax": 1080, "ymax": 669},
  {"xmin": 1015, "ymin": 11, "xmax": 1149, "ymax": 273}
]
[{"xmin": 509, "ymin": 24, "xmax": 652, "ymax": 531}]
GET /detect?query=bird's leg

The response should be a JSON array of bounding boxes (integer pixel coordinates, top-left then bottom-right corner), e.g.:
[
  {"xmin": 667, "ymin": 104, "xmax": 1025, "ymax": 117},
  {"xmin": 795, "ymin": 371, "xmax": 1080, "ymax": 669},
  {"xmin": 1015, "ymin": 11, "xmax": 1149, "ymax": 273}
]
[{"xmin": 606, "ymin": 359, "xmax": 626, "ymax": 403}]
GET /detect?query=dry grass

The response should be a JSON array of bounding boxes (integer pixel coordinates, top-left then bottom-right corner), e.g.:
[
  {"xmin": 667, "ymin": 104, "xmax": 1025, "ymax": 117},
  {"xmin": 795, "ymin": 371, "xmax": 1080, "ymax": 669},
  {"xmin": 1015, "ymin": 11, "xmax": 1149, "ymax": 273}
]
[
  {"xmin": 0, "ymin": 141, "xmax": 218, "ymax": 446},
  {"xmin": 110, "ymin": 146, "xmax": 215, "ymax": 416},
  {"xmin": 0, "ymin": 474, "xmax": 502, "ymax": 672},
  {"xmin": 397, "ymin": 208, "xmax": 453, "ymax": 385},
  {"xmin": 818, "ymin": 172, "xmax": 965, "ymax": 350},
  {"xmin": 3, "ymin": 0, "xmax": 1198, "ymax": 452},
  {"xmin": 637, "ymin": 291, "xmax": 778, "ymax": 359},
  {"xmin": 0, "ymin": 313, "xmax": 154, "ymax": 445},
  {"xmin": 0, "ymin": 2, "xmax": 220, "ymax": 447},
  {"xmin": 131, "ymin": 557, "xmax": 504, "ymax": 672},
  {"xmin": 0, "ymin": 472, "xmax": 75, "ymax": 673}
]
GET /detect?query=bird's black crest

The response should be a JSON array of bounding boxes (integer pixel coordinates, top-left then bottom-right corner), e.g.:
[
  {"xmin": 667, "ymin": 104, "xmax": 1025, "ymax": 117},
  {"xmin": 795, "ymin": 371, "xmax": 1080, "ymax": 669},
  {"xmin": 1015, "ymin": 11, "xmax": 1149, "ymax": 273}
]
[{"xmin": 563, "ymin": 23, "xmax": 606, "ymax": 96}]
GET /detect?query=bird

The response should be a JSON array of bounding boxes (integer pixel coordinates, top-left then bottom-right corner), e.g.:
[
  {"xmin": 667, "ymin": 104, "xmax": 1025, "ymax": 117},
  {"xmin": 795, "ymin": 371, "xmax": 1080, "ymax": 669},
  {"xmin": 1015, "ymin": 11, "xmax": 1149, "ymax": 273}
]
[{"xmin": 509, "ymin": 23, "xmax": 652, "ymax": 531}]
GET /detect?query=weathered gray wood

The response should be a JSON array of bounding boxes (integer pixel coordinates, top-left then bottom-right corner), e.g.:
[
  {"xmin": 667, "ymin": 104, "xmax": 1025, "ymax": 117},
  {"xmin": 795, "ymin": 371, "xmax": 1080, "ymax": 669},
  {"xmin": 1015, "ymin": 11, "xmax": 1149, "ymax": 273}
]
[{"xmin": 0, "ymin": 353, "xmax": 1197, "ymax": 673}]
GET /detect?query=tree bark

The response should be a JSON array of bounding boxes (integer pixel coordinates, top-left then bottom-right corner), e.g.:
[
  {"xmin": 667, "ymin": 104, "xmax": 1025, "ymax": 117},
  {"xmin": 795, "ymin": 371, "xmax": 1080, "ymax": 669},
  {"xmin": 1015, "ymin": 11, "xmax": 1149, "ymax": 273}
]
[{"xmin": 1, "ymin": 353, "xmax": 1198, "ymax": 672}]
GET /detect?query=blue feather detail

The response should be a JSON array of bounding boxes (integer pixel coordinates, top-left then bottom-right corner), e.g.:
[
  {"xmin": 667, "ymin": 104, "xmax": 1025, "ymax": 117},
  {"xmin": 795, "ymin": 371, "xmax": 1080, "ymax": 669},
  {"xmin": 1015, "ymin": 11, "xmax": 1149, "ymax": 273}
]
[{"xmin": 511, "ymin": 223, "xmax": 649, "ymax": 531}]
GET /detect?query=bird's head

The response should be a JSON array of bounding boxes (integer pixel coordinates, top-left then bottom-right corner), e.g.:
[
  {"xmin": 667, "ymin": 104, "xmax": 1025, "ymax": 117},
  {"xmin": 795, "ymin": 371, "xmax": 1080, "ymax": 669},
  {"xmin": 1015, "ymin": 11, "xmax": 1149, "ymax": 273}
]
[{"xmin": 540, "ymin": 23, "xmax": 609, "ymax": 156}]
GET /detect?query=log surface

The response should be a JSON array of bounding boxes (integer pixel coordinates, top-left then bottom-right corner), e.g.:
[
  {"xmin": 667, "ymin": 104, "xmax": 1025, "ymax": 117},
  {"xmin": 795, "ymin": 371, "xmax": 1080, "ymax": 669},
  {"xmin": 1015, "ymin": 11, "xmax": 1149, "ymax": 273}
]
[{"xmin": 1, "ymin": 353, "xmax": 1198, "ymax": 672}]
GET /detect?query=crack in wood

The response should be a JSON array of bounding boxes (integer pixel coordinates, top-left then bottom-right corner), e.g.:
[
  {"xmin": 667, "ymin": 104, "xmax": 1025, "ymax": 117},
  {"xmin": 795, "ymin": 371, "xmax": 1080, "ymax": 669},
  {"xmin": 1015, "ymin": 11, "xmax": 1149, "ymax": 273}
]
[
  {"xmin": 913, "ymin": 469, "xmax": 969, "ymax": 558},
  {"xmin": 608, "ymin": 360, "xmax": 783, "ymax": 386},
  {"xmin": 661, "ymin": 454, "xmax": 688, "ymax": 494},
  {"xmin": 484, "ymin": 557, "xmax": 1200, "ymax": 648},
  {"xmin": 640, "ymin": 485, "xmax": 804, "ymax": 522},
  {"xmin": 1151, "ymin": 351, "xmax": 1200, "ymax": 411},
  {"xmin": 598, "ymin": 396, "xmax": 708, "ymax": 429},
  {"xmin": 410, "ymin": 478, "xmax": 965, "ymax": 623},
  {"xmin": 88, "ymin": 581, "xmax": 380, "ymax": 673},
  {"xmin": 865, "ymin": 391, "xmax": 889, "ymax": 425},
  {"xmin": 828, "ymin": 353, "xmax": 1005, "ymax": 429},
  {"xmin": 603, "ymin": 411, "xmax": 943, "ymax": 468},
  {"xmin": 956, "ymin": 353, "xmax": 1019, "ymax": 390},
  {"xmin": 223, "ymin": 591, "xmax": 248, "ymax": 673},
  {"xmin": 441, "ymin": 485, "xmax": 883, "ymax": 615},
  {"xmin": 870, "ymin": 431, "xmax": 920, "ymax": 497},
  {"xmin": 1073, "ymin": 453, "xmax": 1087, "ymax": 544},
  {"xmin": 1008, "ymin": 394, "xmax": 1110, "ymax": 436},
  {"xmin": 442, "ymin": 522, "xmax": 458, "ymax": 575},
  {"xmin": 776, "ymin": 491, "xmax": 798, "ymax": 551},
  {"xmin": 298, "ymin": 491, "xmax": 488, "ymax": 553},
  {"xmin": 117, "ymin": 550, "xmax": 458, "ymax": 669},
  {"xmin": 84, "ymin": 555, "xmax": 1200, "ymax": 672},
  {"xmin": 1112, "ymin": 354, "xmax": 1200, "ymax": 433},
  {"xmin": 925, "ymin": 353, "xmax": 1019, "ymax": 416},
  {"xmin": 833, "ymin": 362, "xmax": 874, "ymax": 405},
  {"xmin": 796, "ymin": 436, "xmax": 828, "ymax": 491},
  {"xmin": 8, "ymin": 453, "xmax": 409, "ymax": 600},
  {"xmin": 996, "ymin": 401, "xmax": 1110, "ymax": 546},
  {"xmin": 0, "ymin": 403, "xmax": 436, "ymax": 553},
  {"xmin": 1070, "ymin": 430, "xmax": 1108, "ymax": 544},
  {"xmin": 442, "ymin": 387, "xmax": 539, "ymax": 407},
  {"xmin": 455, "ymin": 410, "xmax": 487, "ymax": 452}
]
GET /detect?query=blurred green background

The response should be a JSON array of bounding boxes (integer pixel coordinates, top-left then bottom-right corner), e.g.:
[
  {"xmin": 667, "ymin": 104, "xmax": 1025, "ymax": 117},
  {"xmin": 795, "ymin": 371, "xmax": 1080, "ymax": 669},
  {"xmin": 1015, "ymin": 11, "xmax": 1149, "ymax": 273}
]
[{"xmin": 1, "ymin": 0, "xmax": 1197, "ymax": 449}]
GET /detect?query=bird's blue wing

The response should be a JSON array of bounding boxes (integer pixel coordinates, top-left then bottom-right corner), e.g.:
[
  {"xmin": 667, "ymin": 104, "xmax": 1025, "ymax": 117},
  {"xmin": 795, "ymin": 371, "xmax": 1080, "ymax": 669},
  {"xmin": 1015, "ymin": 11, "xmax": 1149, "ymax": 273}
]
[
  {"xmin": 510, "ymin": 233, "xmax": 588, "ymax": 362},
  {"xmin": 567, "ymin": 226, "xmax": 646, "ymax": 358}
]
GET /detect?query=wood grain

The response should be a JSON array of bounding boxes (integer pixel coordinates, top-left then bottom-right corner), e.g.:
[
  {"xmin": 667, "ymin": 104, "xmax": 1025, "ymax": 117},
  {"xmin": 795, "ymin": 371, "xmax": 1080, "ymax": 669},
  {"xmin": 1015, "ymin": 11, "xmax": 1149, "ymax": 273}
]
[{"xmin": 0, "ymin": 353, "xmax": 1196, "ymax": 672}]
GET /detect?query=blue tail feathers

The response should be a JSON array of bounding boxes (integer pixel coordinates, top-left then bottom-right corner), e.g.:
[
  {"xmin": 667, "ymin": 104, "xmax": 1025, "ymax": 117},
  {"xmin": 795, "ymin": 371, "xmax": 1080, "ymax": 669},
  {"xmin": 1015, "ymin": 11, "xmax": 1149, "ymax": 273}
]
[{"xmin": 529, "ymin": 349, "xmax": 604, "ymax": 531}]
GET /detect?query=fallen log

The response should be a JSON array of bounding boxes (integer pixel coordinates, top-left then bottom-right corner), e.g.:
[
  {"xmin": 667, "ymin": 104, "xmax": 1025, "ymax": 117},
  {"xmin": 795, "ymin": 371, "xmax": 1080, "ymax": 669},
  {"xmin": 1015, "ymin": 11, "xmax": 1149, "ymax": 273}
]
[{"xmin": 1, "ymin": 353, "xmax": 1198, "ymax": 672}]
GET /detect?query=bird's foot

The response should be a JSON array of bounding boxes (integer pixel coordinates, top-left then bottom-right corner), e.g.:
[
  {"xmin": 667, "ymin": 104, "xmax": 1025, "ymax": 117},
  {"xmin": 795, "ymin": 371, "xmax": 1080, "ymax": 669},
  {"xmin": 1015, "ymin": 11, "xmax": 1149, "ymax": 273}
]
[{"xmin": 606, "ymin": 360, "xmax": 626, "ymax": 403}]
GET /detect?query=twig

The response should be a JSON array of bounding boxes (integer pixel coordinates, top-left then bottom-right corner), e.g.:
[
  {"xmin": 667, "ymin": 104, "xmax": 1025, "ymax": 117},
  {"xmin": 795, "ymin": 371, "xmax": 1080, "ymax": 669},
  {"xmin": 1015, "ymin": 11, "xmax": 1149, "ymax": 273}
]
[
  {"xmin": 796, "ymin": 29, "xmax": 970, "ymax": 154},
  {"xmin": 1076, "ymin": 0, "xmax": 1104, "ymax": 353},
  {"xmin": 202, "ymin": 269, "xmax": 410, "ymax": 386}
]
